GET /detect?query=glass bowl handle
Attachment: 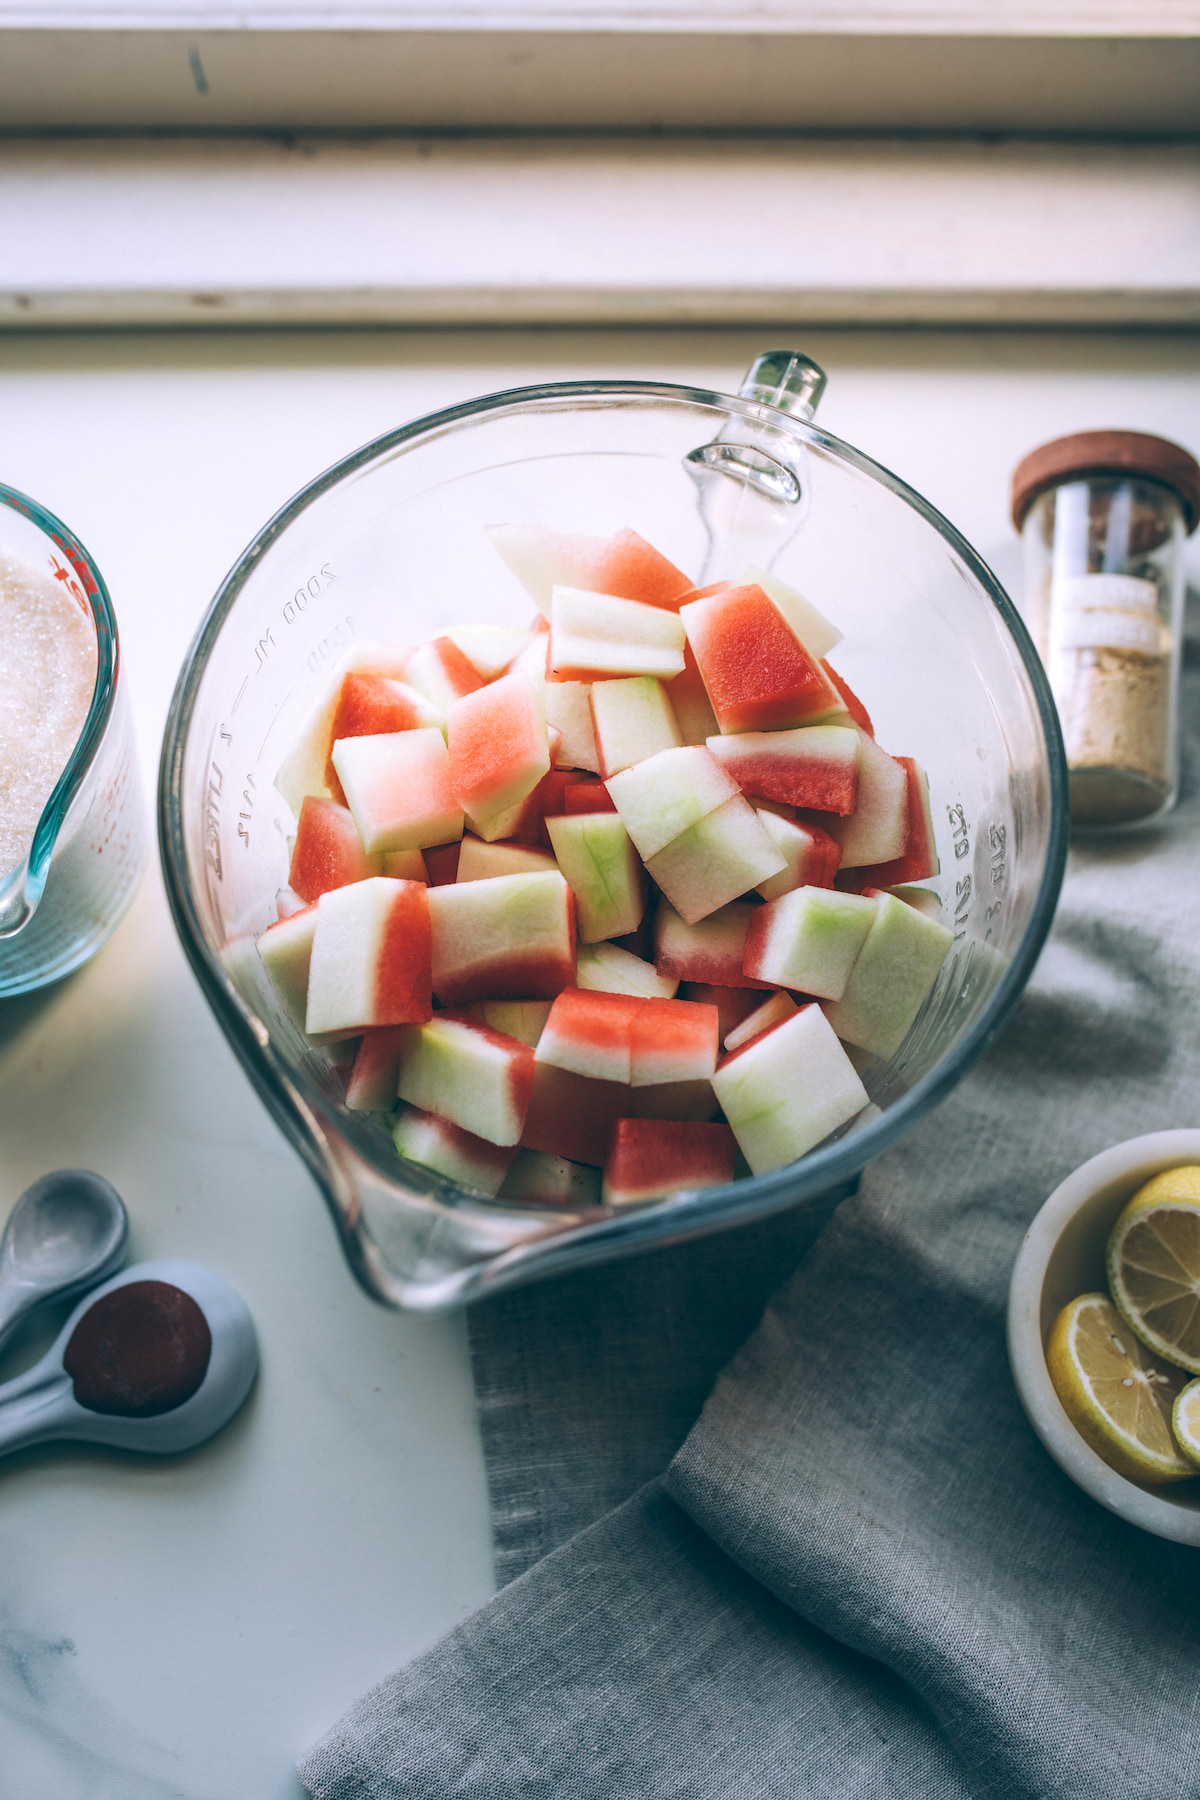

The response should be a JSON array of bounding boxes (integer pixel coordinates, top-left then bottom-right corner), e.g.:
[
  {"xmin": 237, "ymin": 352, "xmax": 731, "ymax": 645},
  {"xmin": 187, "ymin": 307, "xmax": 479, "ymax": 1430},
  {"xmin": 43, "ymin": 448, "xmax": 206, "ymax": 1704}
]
[{"xmin": 687, "ymin": 349, "xmax": 827, "ymax": 579}]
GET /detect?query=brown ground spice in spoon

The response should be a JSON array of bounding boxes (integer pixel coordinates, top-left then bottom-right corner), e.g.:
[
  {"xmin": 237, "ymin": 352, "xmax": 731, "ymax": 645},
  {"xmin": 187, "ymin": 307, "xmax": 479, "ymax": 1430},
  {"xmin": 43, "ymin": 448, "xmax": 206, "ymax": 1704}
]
[{"xmin": 63, "ymin": 1280, "xmax": 212, "ymax": 1417}]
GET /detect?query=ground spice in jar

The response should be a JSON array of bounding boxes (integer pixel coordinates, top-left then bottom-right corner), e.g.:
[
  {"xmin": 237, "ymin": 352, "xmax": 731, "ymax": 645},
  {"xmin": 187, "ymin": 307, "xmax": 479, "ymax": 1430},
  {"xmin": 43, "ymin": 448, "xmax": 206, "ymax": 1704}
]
[
  {"xmin": 1012, "ymin": 431, "xmax": 1200, "ymax": 829},
  {"xmin": 1056, "ymin": 650, "xmax": 1170, "ymax": 824}
]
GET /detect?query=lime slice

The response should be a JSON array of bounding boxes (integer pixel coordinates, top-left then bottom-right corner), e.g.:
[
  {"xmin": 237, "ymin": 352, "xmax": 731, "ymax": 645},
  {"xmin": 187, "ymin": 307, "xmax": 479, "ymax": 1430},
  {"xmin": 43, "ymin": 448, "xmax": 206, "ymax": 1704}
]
[
  {"xmin": 1106, "ymin": 1167, "xmax": 1200, "ymax": 1374},
  {"xmin": 1046, "ymin": 1292, "xmax": 1194, "ymax": 1484},
  {"xmin": 1171, "ymin": 1379, "xmax": 1200, "ymax": 1470}
]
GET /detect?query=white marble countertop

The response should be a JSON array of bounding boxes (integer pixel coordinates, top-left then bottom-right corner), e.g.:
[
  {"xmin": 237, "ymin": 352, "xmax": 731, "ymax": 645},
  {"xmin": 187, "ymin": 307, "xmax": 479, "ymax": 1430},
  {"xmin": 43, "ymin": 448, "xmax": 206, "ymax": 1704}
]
[{"xmin": 1, "ymin": 325, "xmax": 1198, "ymax": 1798}]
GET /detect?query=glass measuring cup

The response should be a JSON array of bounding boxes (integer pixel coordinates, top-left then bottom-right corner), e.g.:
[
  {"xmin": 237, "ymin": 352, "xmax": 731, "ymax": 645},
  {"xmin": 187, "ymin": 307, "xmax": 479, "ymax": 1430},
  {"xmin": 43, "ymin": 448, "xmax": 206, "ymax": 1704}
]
[
  {"xmin": 0, "ymin": 486, "xmax": 147, "ymax": 995},
  {"xmin": 160, "ymin": 355, "xmax": 1067, "ymax": 1312}
]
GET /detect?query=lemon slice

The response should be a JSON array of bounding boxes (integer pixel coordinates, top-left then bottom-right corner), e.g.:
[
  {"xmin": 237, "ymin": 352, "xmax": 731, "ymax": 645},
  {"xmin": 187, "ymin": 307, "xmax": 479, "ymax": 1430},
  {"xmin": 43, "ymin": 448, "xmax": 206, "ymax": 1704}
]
[
  {"xmin": 1171, "ymin": 1379, "xmax": 1200, "ymax": 1470},
  {"xmin": 1106, "ymin": 1167, "xmax": 1200, "ymax": 1374},
  {"xmin": 1046, "ymin": 1292, "xmax": 1194, "ymax": 1484}
]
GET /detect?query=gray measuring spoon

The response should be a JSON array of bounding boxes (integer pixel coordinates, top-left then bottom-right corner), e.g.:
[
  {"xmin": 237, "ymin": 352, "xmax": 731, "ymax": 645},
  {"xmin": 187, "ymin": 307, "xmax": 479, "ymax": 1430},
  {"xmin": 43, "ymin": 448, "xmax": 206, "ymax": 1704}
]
[
  {"xmin": 0, "ymin": 1259, "xmax": 258, "ymax": 1460},
  {"xmin": 0, "ymin": 1169, "xmax": 128, "ymax": 1358}
]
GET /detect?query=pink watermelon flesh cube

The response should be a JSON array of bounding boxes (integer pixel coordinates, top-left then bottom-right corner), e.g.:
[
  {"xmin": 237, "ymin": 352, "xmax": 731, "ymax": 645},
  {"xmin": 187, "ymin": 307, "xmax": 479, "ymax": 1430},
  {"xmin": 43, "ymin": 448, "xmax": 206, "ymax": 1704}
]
[
  {"xmin": 822, "ymin": 662, "xmax": 874, "ymax": 736},
  {"xmin": 488, "ymin": 523, "xmax": 694, "ymax": 617},
  {"xmin": 654, "ymin": 900, "xmax": 773, "ymax": 991},
  {"xmin": 427, "ymin": 869, "xmax": 576, "ymax": 1003},
  {"xmin": 273, "ymin": 640, "xmax": 416, "ymax": 815},
  {"xmin": 678, "ymin": 981, "xmax": 769, "ymax": 1041},
  {"xmin": 381, "ymin": 847, "xmax": 429, "ymax": 882},
  {"xmin": 723, "ymin": 990, "xmax": 797, "ymax": 1053},
  {"xmin": 345, "ymin": 1026, "xmax": 408, "ymax": 1112},
  {"xmin": 547, "ymin": 587, "xmax": 686, "ymax": 682},
  {"xmin": 545, "ymin": 811, "xmax": 646, "ymax": 943},
  {"xmin": 470, "ymin": 768, "xmax": 571, "ymax": 853},
  {"xmin": 521, "ymin": 769, "xmax": 574, "ymax": 847},
  {"xmin": 628, "ymin": 996, "xmax": 719, "ymax": 1086},
  {"xmin": 332, "ymin": 727, "xmax": 464, "ymax": 855},
  {"xmin": 497, "ymin": 1148, "xmax": 603, "ymax": 1208},
  {"xmin": 644, "ymin": 794, "xmax": 786, "ymax": 925},
  {"xmin": 471, "ymin": 764, "xmax": 569, "ymax": 847},
  {"xmin": 423, "ymin": 841, "xmax": 461, "ymax": 886},
  {"xmin": 605, "ymin": 745, "xmax": 739, "ymax": 862},
  {"xmin": 755, "ymin": 812, "xmax": 842, "ymax": 902},
  {"xmin": 626, "ymin": 1081, "xmax": 720, "ymax": 1123},
  {"xmin": 704, "ymin": 725, "xmax": 859, "ymax": 814},
  {"xmin": 403, "ymin": 635, "xmax": 486, "ymax": 710},
  {"xmin": 305, "ymin": 877, "xmax": 433, "ymax": 1035},
  {"xmin": 811, "ymin": 730, "xmax": 907, "ymax": 868},
  {"xmin": 442, "ymin": 622, "xmax": 534, "ymax": 680},
  {"xmin": 392, "ymin": 1105, "xmax": 517, "ymax": 1197},
  {"xmin": 288, "ymin": 796, "xmax": 383, "ymax": 903},
  {"xmin": 822, "ymin": 892, "xmax": 954, "ymax": 1060},
  {"xmin": 324, "ymin": 675, "xmax": 446, "ymax": 800},
  {"xmin": 520, "ymin": 1062, "xmax": 629, "ymax": 1168},
  {"xmin": 589, "ymin": 676, "xmax": 682, "ymax": 779},
  {"xmin": 563, "ymin": 782, "xmax": 617, "ymax": 814},
  {"xmin": 712, "ymin": 1004, "xmax": 869, "ymax": 1176},
  {"xmin": 576, "ymin": 940, "xmax": 678, "ymax": 999},
  {"xmin": 679, "ymin": 583, "xmax": 843, "ymax": 734},
  {"xmin": 602, "ymin": 1120, "xmax": 737, "ymax": 1206},
  {"xmin": 257, "ymin": 905, "xmax": 320, "ymax": 1031},
  {"xmin": 457, "ymin": 836, "xmax": 558, "ymax": 882},
  {"xmin": 448, "ymin": 670, "xmax": 550, "ymax": 822},
  {"xmin": 743, "ymin": 887, "xmax": 878, "ymax": 1001},
  {"xmin": 738, "ymin": 565, "xmax": 842, "ymax": 660},
  {"xmin": 834, "ymin": 758, "xmax": 939, "ymax": 889},
  {"xmin": 395, "ymin": 1012, "xmax": 535, "ymax": 1146},
  {"xmin": 535, "ymin": 988, "xmax": 635, "ymax": 1084},
  {"xmin": 667, "ymin": 639, "xmax": 721, "ymax": 745}
]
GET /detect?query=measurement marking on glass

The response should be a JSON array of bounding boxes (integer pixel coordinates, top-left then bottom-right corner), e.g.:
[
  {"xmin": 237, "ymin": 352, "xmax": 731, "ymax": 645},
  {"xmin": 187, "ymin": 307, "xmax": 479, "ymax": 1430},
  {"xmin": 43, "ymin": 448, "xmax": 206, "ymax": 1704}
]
[
  {"xmin": 282, "ymin": 564, "xmax": 336, "ymax": 627},
  {"xmin": 947, "ymin": 804, "xmax": 972, "ymax": 942},
  {"xmin": 239, "ymin": 772, "xmax": 256, "ymax": 847},
  {"xmin": 204, "ymin": 760, "xmax": 223, "ymax": 879}
]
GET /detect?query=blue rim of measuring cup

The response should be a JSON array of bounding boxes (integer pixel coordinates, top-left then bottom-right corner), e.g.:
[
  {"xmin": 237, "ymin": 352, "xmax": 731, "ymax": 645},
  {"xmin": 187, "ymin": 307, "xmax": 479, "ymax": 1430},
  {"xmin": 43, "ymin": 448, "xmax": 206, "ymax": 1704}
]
[{"xmin": 0, "ymin": 484, "xmax": 119, "ymax": 917}]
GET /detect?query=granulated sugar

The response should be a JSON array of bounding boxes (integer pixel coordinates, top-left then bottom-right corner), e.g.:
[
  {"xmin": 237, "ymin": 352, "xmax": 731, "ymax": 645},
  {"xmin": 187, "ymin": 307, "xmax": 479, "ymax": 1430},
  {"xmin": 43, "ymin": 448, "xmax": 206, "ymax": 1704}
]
[{"xmin": 0, "ymin": 549, "xmax": 97, "ymax": 874}]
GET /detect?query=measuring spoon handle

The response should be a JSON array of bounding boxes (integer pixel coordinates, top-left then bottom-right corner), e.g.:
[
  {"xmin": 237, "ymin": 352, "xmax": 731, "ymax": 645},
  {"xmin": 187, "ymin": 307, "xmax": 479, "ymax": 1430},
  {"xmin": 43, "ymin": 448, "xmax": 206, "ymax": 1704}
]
[
  {"xmin": 0, "ymin": 1280, "xmax": 38, "ymax": 1358},
  {"xmin": 0, "ymin": 1359, "xmax": 74, "ymax": 1459}
]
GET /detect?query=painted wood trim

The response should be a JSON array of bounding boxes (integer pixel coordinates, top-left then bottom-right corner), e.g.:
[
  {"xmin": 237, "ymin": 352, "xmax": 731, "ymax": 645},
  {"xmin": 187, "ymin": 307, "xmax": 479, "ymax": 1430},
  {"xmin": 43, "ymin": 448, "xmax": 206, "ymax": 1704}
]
[
  {"xmin": 1, "ymin": 27, "xmax": 1199, "ymax": 132},
  {"xmin": 2, "ymin": 136, "xmax": 1198, "ymax": 330}
]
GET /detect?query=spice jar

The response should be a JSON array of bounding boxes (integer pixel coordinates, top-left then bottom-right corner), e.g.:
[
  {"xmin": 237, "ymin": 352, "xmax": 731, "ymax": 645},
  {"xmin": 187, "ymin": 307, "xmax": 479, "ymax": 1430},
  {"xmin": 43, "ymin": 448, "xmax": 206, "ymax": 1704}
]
[{"xmin": 1012, "ymin": 431, "xmax": 1199, "ymax": 828}]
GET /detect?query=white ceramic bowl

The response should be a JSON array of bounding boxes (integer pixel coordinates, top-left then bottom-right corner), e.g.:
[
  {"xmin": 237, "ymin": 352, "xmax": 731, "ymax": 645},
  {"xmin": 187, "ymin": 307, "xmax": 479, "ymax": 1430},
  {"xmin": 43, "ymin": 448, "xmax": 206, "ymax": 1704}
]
[{"xmin": 1007, "ymin": 1130, "xmax": 1200, "ymax": 1544}]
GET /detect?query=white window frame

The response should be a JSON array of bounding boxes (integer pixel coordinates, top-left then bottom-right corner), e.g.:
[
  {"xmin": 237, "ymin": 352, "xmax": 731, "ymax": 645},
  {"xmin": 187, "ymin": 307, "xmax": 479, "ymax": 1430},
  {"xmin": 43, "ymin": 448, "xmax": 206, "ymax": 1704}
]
[{"xmin": 0, "ymin": 1, "xmax": 1197, "ymax": 331}]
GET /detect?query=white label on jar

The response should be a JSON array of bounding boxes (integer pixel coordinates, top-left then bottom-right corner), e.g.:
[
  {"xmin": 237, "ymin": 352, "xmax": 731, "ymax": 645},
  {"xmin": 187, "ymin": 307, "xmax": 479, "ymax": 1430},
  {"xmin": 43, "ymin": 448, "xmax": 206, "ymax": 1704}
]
[
  {"xmin": 1052, "ymin": 573, "xmax": 1160, "ymax": 616},
  {"xmin": 1051, "ymin": 608, "xmax": 1165, "ymax": 656}
]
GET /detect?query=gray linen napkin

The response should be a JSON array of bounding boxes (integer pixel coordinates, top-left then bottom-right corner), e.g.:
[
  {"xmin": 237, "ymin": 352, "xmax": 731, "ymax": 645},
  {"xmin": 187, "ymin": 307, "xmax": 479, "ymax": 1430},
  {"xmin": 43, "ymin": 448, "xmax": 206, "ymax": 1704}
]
[
  {"xmin": 472, "ymin": 1186, "xmax": 854, "ymax": 1586},
  {"xmin": 300, "ymin": 625, "xmax": 1200, "ymax": 1799}
]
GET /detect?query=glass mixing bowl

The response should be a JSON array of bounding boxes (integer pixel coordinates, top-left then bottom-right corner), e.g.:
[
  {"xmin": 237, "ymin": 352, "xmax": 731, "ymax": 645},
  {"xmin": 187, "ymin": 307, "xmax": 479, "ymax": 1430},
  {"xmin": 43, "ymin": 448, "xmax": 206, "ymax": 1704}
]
[{"xmin": 160, "ymin": 354, "xmax": 1067, "ymax": 1312}]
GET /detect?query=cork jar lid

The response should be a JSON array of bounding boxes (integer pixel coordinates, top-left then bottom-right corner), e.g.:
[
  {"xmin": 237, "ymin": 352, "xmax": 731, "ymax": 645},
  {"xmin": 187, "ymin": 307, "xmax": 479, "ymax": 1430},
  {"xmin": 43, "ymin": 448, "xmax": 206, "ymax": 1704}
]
[{"xmin": 1011, "ymin": 430, "xmax": 1200, "ymax": 535}]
